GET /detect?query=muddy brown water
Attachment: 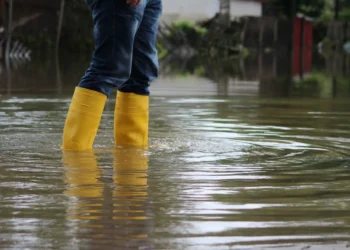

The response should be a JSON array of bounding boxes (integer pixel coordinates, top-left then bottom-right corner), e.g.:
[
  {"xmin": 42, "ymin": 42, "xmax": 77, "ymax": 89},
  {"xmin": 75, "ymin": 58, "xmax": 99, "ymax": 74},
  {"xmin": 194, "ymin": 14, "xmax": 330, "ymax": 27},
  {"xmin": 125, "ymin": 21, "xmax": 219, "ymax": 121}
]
[{"xmin": 1, "ymin": 57, "xmax": 350, "ymax": 249}]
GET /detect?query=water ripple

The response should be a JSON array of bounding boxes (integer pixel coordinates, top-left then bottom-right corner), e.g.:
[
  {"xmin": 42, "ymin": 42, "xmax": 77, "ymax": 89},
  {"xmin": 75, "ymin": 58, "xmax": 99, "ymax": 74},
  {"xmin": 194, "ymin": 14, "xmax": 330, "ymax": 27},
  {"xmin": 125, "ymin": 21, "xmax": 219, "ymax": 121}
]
[{"xmin": 1, "ymin": 97, "xmax": 350, "ymax": 249}]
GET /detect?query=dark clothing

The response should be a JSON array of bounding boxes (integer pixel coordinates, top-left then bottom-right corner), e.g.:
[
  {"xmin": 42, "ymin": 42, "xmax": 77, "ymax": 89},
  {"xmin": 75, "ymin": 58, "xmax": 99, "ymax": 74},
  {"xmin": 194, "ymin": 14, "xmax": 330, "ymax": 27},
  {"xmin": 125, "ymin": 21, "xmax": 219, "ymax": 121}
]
[{"xmin": 79, "ymin": 0, "xmax": 162, "ymax": 97}]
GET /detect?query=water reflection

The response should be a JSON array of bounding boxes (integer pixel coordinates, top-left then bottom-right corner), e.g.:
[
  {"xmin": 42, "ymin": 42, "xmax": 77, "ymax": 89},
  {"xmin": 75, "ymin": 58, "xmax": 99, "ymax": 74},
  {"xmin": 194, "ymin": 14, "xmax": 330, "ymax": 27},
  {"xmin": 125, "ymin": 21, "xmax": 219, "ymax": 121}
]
[
  {"xmin": 0, "ymin": 50, "xmax": 349, "ymax": 99},
  {"xmin": 63, "ymin": 151, "xmax": 103, "ymax": 221},
  {"xmin": 1, "ymin": 93, "xmax": 350, "ymax": 249},
  {"xmin": 62, "ymin": 148, "xmax": 152, "ymax": 249},
  {"xmin": 149, "ymin": 96, "xmax": 350, "ymax": 249}
]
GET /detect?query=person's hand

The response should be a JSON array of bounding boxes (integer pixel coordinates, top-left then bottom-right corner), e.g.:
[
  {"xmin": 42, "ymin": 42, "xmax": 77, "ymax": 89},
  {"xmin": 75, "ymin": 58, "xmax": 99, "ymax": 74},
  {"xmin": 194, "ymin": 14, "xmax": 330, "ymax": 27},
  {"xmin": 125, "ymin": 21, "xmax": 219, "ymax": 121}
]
[{"xmin": 126, "ymin": 0, "xmax": 141, "ymax": 7}]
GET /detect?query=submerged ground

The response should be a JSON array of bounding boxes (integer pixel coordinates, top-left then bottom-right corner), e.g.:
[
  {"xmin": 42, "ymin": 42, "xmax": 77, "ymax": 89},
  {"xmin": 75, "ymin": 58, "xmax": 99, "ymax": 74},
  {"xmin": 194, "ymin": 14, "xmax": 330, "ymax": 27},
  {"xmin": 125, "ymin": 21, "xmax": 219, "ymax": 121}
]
[{"xmin": 0, "ymin": 55, "xmax": 350, "ymax": 249}]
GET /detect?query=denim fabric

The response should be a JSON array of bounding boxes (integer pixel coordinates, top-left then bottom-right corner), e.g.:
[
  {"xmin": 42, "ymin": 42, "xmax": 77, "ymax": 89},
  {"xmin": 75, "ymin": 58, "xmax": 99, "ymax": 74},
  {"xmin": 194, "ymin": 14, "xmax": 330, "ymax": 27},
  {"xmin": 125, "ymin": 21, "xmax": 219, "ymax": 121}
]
[{"xmin": 79, "ymin": 0, "xmax": 162, "ymax": 97}]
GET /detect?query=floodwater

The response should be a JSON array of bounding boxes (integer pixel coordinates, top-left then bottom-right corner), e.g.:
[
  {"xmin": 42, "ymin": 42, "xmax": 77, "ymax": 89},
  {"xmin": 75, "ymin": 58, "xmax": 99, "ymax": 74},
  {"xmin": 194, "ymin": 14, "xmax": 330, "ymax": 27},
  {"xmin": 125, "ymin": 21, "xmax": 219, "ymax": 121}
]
[{"xmin": 1, "ymin": 55, "xmax": 350, "ymax": 250}]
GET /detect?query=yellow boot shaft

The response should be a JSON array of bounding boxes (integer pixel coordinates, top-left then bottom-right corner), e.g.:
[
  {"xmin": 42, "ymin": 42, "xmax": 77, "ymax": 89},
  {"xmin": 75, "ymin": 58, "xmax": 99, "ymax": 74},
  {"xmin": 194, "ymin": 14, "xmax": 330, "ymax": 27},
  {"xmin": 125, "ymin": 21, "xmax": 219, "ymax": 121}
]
[
  {"xmin": 114, "ymin": 92, "xmax": 149, "ymax": 147},
  {"xmin": 62, "ymin": 87, "xmax": 107, "ymax": 151}
]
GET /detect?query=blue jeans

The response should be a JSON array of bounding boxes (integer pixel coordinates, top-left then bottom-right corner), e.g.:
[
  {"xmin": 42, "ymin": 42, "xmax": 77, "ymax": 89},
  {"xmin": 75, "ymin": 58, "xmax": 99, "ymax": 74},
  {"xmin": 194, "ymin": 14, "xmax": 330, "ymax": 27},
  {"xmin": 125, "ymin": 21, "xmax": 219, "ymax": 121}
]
[{"xmin": 79, "ymin": 0, "xmax": 162, "ymax": 97}]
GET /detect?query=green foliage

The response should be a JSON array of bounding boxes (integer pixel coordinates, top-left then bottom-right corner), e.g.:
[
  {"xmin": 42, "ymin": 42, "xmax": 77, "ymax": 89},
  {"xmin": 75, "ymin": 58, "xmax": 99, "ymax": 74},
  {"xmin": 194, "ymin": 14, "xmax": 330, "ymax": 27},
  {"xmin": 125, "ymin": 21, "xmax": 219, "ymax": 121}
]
[
  {"xmin": 318, "ymin": 0, "xmax": 350, "ymax": 23},
  {"xmin": 317, "ymin": 11, "xmax": 333, "ymax": 24},
  {"xmin": 299, "ymin": 0, "xmax": 326, "ymax": 18},
  {"xmin": 193, "ymin": 65, "xmax": 205, "ymax": 76},
  {"xmin": 313, "ymin": 1, "xmax": 350, "ymax": 45},
  {"xmin": 320, "ymin": 37, "xmax": 335, "ymax": 56},
  {"xmin": 293, "ymin": 72, "xmax": 333, "ymax": 98},
  {"xmin": 172, "ymin": 21, "xmax": 207, "ymax": 36},
  {"xmin": 336, "ymin": 76, "xmax": 350, "ymax": 97},
  {"xmin": 156, "ymin": 42, "xmax": 168, "ymax": 60},
  {"xmin": 241, "ymin": 47, "xmax": 249, "ymax": 58},
  {"xmin": 269, "ymin": 0, "xmax": 326, "ymax": 19},
  {"xmin": 166, "ymin": 21, "xmax": 208, "ymax": 48},
  {"xmin": 339, "ymin": 8, "xmax": 350, "ymax": 21}
]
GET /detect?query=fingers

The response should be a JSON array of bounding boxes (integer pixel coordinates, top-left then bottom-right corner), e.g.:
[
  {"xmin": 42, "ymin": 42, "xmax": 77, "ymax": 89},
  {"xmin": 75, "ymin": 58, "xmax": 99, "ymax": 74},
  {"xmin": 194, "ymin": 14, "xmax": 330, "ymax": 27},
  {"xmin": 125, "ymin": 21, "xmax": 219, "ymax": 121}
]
[
  {"xmin": 126, "ymin": 0, "xmax": 141, "ymax": 7},
  {"xmin": 131, "ymin": 0, "xmax": 141, "ymax": 7}
]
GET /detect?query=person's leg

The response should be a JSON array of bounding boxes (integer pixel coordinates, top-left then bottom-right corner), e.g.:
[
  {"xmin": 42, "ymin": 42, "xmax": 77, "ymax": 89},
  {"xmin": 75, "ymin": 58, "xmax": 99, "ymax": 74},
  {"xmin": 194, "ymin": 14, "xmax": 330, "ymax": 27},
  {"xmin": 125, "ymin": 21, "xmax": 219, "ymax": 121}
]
[
  {"xmin": 79, "ymin": 0, "xmax": 147, "ymax": 96},
  {"xmin": 114, "ymin": 0, "xmax": 162, "ymax": 147},
  {"xmin": 118, "ymin": 0, "xmax": 162, "ymax": 96},
  {"xmin": 62, "ymin": 0, "xmax": 147, "ymax": 150}
]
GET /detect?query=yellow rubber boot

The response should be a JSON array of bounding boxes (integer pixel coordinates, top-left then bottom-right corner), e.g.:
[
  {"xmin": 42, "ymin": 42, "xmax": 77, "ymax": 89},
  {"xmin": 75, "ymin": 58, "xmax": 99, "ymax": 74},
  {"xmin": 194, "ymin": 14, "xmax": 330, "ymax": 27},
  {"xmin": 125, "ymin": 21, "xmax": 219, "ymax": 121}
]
[
  {"xmin": 114, "ymin": 91, "xmax": 149, "ymax": 147},
  {"xmin": 62, "ymin": 87, "xmax": 107, "ymax": 150}
]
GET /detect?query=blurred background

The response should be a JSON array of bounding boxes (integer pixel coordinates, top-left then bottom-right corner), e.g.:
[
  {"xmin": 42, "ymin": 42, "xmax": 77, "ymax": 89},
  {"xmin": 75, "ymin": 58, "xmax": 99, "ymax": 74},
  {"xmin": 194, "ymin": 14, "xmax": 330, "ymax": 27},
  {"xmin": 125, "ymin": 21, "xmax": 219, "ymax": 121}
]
[
  {"xmin": 2, "ymin": 2, "xmax": 350, "ymax": 249},
  {"xmin": 0, "ymin": 0, "xmax": 348, "ymax": 98}
]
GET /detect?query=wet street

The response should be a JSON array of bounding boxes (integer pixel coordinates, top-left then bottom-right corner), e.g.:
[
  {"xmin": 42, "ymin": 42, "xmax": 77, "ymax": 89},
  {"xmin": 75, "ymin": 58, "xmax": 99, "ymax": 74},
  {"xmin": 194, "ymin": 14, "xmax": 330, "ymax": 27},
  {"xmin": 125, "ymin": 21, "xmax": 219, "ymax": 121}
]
[{"xmin": 1, "ymin": 55, "xmax": 350, "ymax": 249}]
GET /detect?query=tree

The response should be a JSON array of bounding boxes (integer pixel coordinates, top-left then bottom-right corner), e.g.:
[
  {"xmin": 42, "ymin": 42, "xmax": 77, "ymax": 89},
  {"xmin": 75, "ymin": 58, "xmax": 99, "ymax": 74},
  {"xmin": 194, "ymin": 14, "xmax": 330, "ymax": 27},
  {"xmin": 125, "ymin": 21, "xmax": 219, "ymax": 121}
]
[
  {"xmin": 299, "ymin": 0, "xmax": 326, "ymax": 18},
  {"xmin": 341, "ymin": 0, "xmax": 350, "ymax": 8},
  {"xmin": 268, "ymin": 0, "xmax": 326, "ymax": 19}
]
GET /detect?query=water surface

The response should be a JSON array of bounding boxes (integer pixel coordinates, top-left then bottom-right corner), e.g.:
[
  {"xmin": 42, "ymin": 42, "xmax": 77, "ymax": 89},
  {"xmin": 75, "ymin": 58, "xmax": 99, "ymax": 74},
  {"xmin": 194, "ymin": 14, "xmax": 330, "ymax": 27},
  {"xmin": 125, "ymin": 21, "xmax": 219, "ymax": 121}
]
[
  {"xmin": 1, "ymin": 56, "xmax": 350, "ymax": 249},
  {"xmin": 1, "ymin": 90, "xmax": 350, "ymax": 249}
]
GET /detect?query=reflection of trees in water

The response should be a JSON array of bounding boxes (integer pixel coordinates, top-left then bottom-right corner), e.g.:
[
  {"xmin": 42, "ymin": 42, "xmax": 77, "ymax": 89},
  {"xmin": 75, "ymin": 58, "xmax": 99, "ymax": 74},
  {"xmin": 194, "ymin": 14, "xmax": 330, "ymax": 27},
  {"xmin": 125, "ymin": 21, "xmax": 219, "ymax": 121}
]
[
  {"xmin": 0, "ymin": 47, "xmax": 349, "ymax": 98},
  {"xmin": 0, "ymin": 53, "xmax": 90, "ymax": 95},
  {"xmin": 160, "ymin": 47, "xmax": 350, "ymax": 98},
  {"xmin": 326, "ymin": 51, "xmax": 350, "ymax": 98},
  {"xmin": 159, "ymin": 52, "xmax": 202, "ymax": 77}
]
